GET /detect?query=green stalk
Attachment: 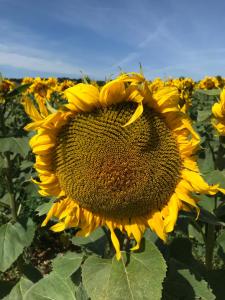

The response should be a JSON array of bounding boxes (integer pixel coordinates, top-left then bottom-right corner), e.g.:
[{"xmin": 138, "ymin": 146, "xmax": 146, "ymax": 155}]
[
  {"xmin": 205, "ymin": 223, "xmax": 215, "ymax": 270},
  {"xmin": 204, "ymin": 139, "xmax": 217, "ymax": 270},
  {"xmin": 5, "ymin": 152, "xmax": 17, "ymax": 223},
  {"xmin": 1, "ymin": 98, "xmax": 17, "ymax": 222}
]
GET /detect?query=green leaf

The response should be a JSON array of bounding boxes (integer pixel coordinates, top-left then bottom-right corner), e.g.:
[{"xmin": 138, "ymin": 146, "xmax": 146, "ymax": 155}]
[
  {"xmin": 35, "ymin": 198, "xmax": 55, "ymax": 216},
  {"xmin": 197, "ymin": 110, "xmax": 212, "ymax": 122},
  {"xmin": 217, "ymin": 230, "xmax": 225, "ymax": 252},
  {"xmin": 188, "ymin": 223, "xmax": 204, "ymax": 242},
  {"xmin": 198, "ymin": 149, "xmax": 214, "ymax": 175},
  {"xmin": 195, "ymin": 88, "xmax": 221, "ymax": 96},
  {"xmin": 82, "ymin": 239, "xmax": 167, "ymax": 300},
  {"xmin": 24, "ymin": 273, "xmax": 76, "ymax": 300},
  {"xmin": 0, "ymin": 137, "xmax": 30, "ymax": 158},
  {"xmin": 6, "ymin": 83, "xmax": 31, "ymax": 98},
  {"xmin": 164, "ymin": 259, "xmax": 215, "ymax": 300},
  {"xmin": 215, "ymin": 203, "xmax": 225, "ymax": 218},
  {"xmin": 0, "ymin": 193, "xmax": 11, "ymax": 206},
  {"xmin": 22, "ymin": 218, "xmax": 36, "ymax": 245},
  {"xmin": 52, "ymin": 251, "xmax": 83, "ymax": 278},
  {"xmin": 198, "ymin": 207, "xmax": 222, "ymax": 225},
  {"xmin": 0, "ymin": 219, "xmax": 36, "ymax": 272},
  {"xmin": 20, "ymin": 160, "xmax": 33, "ymax": 171},
  {"xmin": 198, "ymin": 195, "xmax": 215, "ymax": 213},
  {"xmin": 72, "ymin": 227, "xmax": 107, "ymax": 255},
  {"xmin": 143, "ymin": 228, "xmax": 158, "ymax": 243},
  {"xmin": 3, "ymin": 277, "xmax": 33, "ymax": 300},
  {"xmin": 24, "ymin": 182, "xmax": 39, "ymax": 198},
  {"xmin": 75, "ymin": 283, "xmax": 89, "ymax": 300},
  {"xmin": 0, "ymin": 155, "xmax": 7, "ymax": 169},
  {"xmin": 204, "ymin": 170, "xmax": 225, "ymax": 187},
  {"xmin": 178, "ymin": 269, "xmax": 215, "ymax": 300}
]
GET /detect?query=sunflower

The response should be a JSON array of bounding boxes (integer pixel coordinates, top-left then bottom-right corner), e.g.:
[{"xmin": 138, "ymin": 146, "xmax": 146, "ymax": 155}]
[
  {"xmin": 212, "ymin": 88, "xmax": 225, "ymax": 135},
  {"xmin": 24, "ymin": 73, "xmax": 224, "ymax": 259},
  {"xmin": 197, "ymin": 76, "xmax": 220, "ymax": 90}
]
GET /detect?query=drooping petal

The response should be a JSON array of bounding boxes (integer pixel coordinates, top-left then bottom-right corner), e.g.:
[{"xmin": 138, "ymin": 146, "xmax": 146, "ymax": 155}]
[
  {"xmin": 64, "ymin": 83, "xmax": 100, "ymax": 112},
  {"xmin": 99, "ymin": 80, "xmax": 126, "ymax": 106}
]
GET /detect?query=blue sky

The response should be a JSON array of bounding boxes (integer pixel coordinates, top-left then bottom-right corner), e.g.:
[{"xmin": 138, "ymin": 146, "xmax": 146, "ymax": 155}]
[{"xmin": 1, "ymin": 0, "xmax": 225, "ymax": 80}]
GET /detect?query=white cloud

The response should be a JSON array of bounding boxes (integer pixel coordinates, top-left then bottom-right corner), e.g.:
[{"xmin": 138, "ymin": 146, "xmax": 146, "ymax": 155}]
[
  {"xmin": 53, "ymin": 0, "xmax": 160, "ymax": 47},
  {"xmin": 113, "ymin": 19, "xmax": 168, "ymax": 68},
  {"xmin": 0, "ymin": 18, "xmax": 105, "ymax": 78},
  {"xmin": 0, "ymin": 49, "xmax": 79, "ymax": 75}
]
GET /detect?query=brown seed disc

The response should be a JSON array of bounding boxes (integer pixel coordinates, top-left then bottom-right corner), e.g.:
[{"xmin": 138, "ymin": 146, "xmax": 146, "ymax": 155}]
[{"xmin": 53, "ymin": 102, "xmax": 181, "ymax": 218}]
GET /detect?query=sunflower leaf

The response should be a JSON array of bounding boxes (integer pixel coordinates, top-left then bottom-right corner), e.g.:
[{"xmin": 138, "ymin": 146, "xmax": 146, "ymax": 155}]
[
  {"xmin": 72, "ymin": 227, "xmax": 108, "ymax": 255},
  {"xmin": 3, "ymin": 277, "xmax": 33, "ymax": 300},
  {"xmin": 0, "ymin": 219, "xmax": 36, "ymax": 272},
  {"xmin": 52, "ymin": 251, "xmax": 83, "ymax": 278},
  {"xmin": 197, "ymin": 110, "xmax": 212, "ymax": 123},
  {"xmin": 178, "ymin": 269, "xmax": 215, "ymax": 299},
  {"xmin": 35, "ymin": 198, "xmax": 55, "ymax": 216},
  {"xmin": 195, "ymin": 89, "xmax": 221, "ymax": 96},
  {"xmin": 6, "ymin": 83, "xmax": 31, "ymax": 99},
  {"xmin": 0, "ymin": 137, "xmax": 30, "ymax": 158},
  {"xmin": 82, "ymin": 239, "xmax": 167, "ymax": 300},
  {"xmin": 23, "ymin": 273, "xmax": 76, "ymax": 300},
  {"xmin": 217, "ymin": 229, "xmax": 225, "ymax": 253},
  {"xmin": 164, "ymin": 259, "xmax": 215, "ymax": 300}
]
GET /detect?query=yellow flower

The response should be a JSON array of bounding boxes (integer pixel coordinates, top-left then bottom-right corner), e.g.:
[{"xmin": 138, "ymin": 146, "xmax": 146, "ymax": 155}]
[
  {"xmin": 164, "ymin": 78, "xmax": 195, "ymax": 113},
  {"xmin": 22, "ymin": 77, "xmax": 59, "ymax": 102},
  {"xmin": 0, "ymin": 79, "xmax": 16, "ymax": 94},
  {"xmin": 149, "ymin": 78, "xmax": 165, "ymax": 92},
  {"xmin": 24, "ymin": 73, "xmax": 224, "ymax": 259},
  {"xmin": 0, "ymin": 79, "xmax": 16, "ymax": 103},
  {"xmin": 197, "ymin": 76, "xmax": 220, "ymax": 90},
  {"xmin": 56, "ymin": 80, "xmax": 76, "ymax": 92},
  {"xmin": 22, "ymin": 77, "xmax": 35, "ymax": 85},
  {"xmin": 212, "ymin": 88, "xmax": 225, "ymax": 135}
]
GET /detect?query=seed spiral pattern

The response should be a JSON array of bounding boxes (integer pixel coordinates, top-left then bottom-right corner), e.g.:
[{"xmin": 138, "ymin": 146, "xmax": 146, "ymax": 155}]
[{"xmin": 53, "ymin": 102, "xmax": 181, "ymax": 218}]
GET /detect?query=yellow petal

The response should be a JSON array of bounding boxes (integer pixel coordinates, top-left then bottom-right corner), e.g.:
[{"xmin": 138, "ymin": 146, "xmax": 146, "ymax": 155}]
[
  {"xmin": 41, "ymin": 202, "xmax": 59, "ymax": 226},
  {"xmin": 106, "ymin": 221, "xmax": 121, "ymax": 260},
  {"xmin": 153, "ymin": 87, "xmax": 180, "ymax": 113},
  {"xmin": 64, "ymin": 83, "xmax": 99, "ymax": 112},
  {"xmin": 37, "ymin": 97, "xmax": 49, "ymax": 118},
  {"xmin": 123, "ymin": 102, "xmax": 143, "ymax": 127},
  {"xmin": 22, "ymin": 97, "xmax": 42, "ymax": 121},
  {"xmin": 129, "ymin": 223, "xmax": 142, "ymax": 251},
  {"xmin": 212, "ymin": 102, "xmax": 224, "ymax": 119},
  {"xmin": 50, "ymin": 222, "xmax": 66, "ymax": 232},
  {"xmin": 182, "ymin": 169, "xmax": 220, "ymax": 195},
  {"xmin": 99, "ymin": 80, "xmax": 126, "ymax": 106},
  {"xmin": 147, "ymin": 212, "xmax": 166, "ymax": 241},
  {"xmin": 30, "ymin": 133, "xmax": 55, "ymax": 155},
  {"xmin": 164, "ymin": 194, "xmax": 180, "ymax": 232}
]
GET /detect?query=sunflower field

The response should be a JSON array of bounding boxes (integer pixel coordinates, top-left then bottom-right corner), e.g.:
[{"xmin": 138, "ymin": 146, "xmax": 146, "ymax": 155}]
[{"xmin": 0, "ymin": 73, "xmax": 225, "ymax": 300}]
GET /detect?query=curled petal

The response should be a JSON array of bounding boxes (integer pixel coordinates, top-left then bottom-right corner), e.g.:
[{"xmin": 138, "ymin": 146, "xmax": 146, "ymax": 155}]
[
  {"xmin": 99, "ymin": 80, "xmax": 126, "ymax": 106},
  {"xmin": 64, "ymin": 83, "xmax": 99, "ymax": 112}
]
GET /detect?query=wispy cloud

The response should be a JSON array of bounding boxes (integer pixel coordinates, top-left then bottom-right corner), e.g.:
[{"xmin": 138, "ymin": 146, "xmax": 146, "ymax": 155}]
[
  {"xmin": 113, "ymin": 19, "xmax": 168, "ymax": 68},
  {"xmin": 0, "ymin": 45, "xmax": 80, "ymax": 75},
  {"xmin": 145, "ymin": 49, "xmax": 225, "ymax": 79},
  {"xmin": 53, "ymin": 0, "xmax": 162, "ymax": 47},
  {"xmin": 1, "ymin": 0, "xmax": 225, "ymax": 79},
  {"xmin": 0, "ymin": 18, "xmax": 106, "ymax": 78}
]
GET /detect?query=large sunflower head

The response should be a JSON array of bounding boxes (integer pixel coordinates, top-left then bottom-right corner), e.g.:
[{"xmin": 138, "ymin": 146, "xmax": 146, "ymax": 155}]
[
  {"xmin": 212, "ymin": 88, "xmax": 225, "ymax": 135},
  {"xmin": 24, "ymin": 73, "xmax": 224, "ymax": 259}
]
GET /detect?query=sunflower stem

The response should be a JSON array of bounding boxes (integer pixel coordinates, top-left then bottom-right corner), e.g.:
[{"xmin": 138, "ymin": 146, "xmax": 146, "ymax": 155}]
[
  {"xmin": 205, "ymin": 223, "xmax": 215, "ymax": 270},
  {"xmin": 207, "ymin": 140, "xmax": 217, "ymax": 170},
  {"xmin": 5, "ymin": 152, "xmax": 17, "ymax": 223}
]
